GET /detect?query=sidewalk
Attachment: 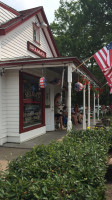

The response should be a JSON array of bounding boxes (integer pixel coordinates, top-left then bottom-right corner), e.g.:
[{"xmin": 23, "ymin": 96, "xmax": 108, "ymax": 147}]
[
  {"xmin": 0, "ymin": 119, "xmax": 96, "ymax": 171},
  {"xmin": 0, "ymin": 130, "xmax": 67, "ymax": 171}
]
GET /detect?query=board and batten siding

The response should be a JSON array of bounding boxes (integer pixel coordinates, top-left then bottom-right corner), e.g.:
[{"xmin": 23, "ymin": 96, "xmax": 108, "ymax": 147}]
[
  {"xmin": 0, "ymin": 6, "xmax": 17, "ymax": 24},
  {"xmin": 1, "ymin": 16, "xmax": 53, "ymax": 60}
]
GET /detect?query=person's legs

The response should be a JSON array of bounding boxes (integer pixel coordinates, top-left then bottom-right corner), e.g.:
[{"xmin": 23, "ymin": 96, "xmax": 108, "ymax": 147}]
[
  {"xmin": 59, "ymin": 115, "xmax": 66, "ymax": 130},
  {"xmin": 55, "ymin": 114, "xmax": 61, "ymax": 129},
  {"xmin": 72, "ymin": 114, "xmax": 78, "ymax": 125},
  {"xmin": 78, "ymin": 114, "xmax": 83, "ymax": 124},
  {"xmin": 62, "ymin": 115, "xmax": 67, "ymax": 127}
]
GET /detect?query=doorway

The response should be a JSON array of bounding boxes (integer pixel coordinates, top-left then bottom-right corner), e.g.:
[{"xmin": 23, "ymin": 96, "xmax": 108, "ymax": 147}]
[{"xmin": 45, "ymin": 84, "xmax": 54, "ymax": 131}]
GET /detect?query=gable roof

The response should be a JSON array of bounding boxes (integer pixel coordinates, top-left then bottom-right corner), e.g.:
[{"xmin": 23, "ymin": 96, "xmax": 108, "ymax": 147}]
[
  {"xmin": 0, "ymin": 2, "xmax": 60, "ymax": 56},
  {"xmin": 0, "ymin": 6, "xmax": 42, "ymax": 34},
  {"xmin": 0, "ymin": 1, "xmax": 20, "ymax": 16}
]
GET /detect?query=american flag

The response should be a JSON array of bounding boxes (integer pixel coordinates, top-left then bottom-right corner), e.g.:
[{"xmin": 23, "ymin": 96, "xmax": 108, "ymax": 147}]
[{"xmin": 93, "ymin": 42, "xmax": 112, "ymax": 94}]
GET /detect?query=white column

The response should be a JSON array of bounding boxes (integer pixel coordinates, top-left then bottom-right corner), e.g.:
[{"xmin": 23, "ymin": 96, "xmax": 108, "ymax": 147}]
[
  {"xmin": 88, "ymin": 81, "xmax": 90, "ymax": 127},
  {"xmin": 0, "ymin": 40, "xmax": 1, "ymax": 60},
  {"xmin": 93, "ymin": 92, "xmax": 96, "ymax": 125},
  {"xmin": 83, "ymin": 84, "xmax": 86, "ymax": 129},
  {"xmin": 67, "ymin": 64, "xmax": 72, "ymax": 131},
  {"xmin": 97, "ymin": 93, "xmax": 99, "ymax": 120},
  {"xmin": 0, "ymin": 76, "xmax": 2, "ymax": 145}
]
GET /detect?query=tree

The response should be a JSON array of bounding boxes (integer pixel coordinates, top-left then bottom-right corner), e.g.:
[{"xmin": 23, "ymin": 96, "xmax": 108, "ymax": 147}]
[
  {"xmin": 51, "ymin": 0, "xmax": 112, "ymax": 59},
  {"xmin": 50, "ymin": 0, "xmax": 112, "ymax": 104}
]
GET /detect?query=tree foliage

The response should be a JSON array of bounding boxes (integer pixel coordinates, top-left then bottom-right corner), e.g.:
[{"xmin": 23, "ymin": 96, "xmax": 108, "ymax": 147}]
[
  {"xmin": 50, "ymin": 0, "xmax": 112, "ymax": 104},
  {"xmin": 51, "ymin": 0, "xmax": 112, "ymax": 59}
]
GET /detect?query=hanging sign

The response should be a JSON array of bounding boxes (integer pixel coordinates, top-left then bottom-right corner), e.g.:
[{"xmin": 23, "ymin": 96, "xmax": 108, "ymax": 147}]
[
  {"xmin": 27, "ymin": 41, "xmax": 46, "ymax": 58},
  {"xmin": 74, "ymin": 82, "xmax": 83, "ymax": 92},
  {"xmin": 39, "ymin": 77, "xmax": 47, "ymax": 88}
]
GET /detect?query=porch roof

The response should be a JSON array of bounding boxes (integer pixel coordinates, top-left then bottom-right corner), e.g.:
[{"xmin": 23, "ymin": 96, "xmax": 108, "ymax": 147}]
[{"xmin": 0, "ymin": 56, "xmax": 101, "ymax": 87}]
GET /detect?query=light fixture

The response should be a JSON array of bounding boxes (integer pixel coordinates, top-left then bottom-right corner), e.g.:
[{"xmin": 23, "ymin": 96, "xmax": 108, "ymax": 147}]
[
  {"xmin": 40, "ymin": 21, "xmax": 48, "ymax": 28},
  {"xmin": 35, "ymin": 21, "xmax": 48, "ymax": 28}
]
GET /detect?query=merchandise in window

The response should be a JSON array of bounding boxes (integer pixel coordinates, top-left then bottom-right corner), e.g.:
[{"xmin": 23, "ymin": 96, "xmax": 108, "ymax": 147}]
[{"xmin": 19, "ymin": 72, "xmax": 45, "ymax": 133}]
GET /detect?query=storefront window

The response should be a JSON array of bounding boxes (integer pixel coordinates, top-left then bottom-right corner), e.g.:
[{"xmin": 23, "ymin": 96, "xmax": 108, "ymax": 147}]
[{"xmin": 20, "ymin": 72, "xmax": 45, "ymax": 132}]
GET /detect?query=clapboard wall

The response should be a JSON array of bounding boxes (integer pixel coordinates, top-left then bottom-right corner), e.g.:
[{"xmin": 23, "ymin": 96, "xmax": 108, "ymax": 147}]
[
  {"xmin": 6, "ymin": 70, "xmax": 20, "ymax": 142},
  {"xmin": 0, "ymin": 69, "xmax": 46, "ymax": 144},
  {"xmin": 1, "ymin": 16, "xmax": 53, "ymax": 60},
  {"xmin": 0, "ymin": 6, "xmax": 17, "ymax": 24},
  {"xmin": 0, "ymin": 74, "xmax": 7, "ymax": 145}
]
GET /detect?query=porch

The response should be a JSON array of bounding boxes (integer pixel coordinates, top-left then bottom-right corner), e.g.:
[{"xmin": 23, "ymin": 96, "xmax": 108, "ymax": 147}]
[
  {"xmin": 0, "ymin": 57, "xmax": 101, "ymax": 145},
  {"xmin": 1, "ymin": 118, "xmax": 98, "ymax": 149}
]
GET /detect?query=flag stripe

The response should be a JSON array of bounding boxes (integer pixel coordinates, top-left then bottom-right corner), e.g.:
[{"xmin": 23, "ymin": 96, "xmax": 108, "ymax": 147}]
[
  {"xmin": 94, "ymin": 52, "xmax": 107, "ymax": 70},
  {"xmin": 93, "ymin": 43, "xmax": 112, "ymax": 93},
  {"xmin": 109, "ymin": 49, "xmax": 112, "ymax": 67},
  {"xmin": 101, "ymin": 48, "xmax": 107, "ymax": 60},
  {"xmin": 98, "ymin": 50, "xmax": 108, "ymax": 70},
  {"xmin": 103, "ymin": 46, "xmax": 108, "ymax": 54}
]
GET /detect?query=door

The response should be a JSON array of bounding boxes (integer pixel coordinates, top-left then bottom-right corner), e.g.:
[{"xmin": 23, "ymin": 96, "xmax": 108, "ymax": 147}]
[{"xmin": 45, "ymin": 84, "xmax": 54, "ymax": 131}]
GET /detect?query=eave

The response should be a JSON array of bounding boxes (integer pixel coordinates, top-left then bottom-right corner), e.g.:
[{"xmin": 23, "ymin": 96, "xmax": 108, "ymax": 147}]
[{"xmin": 0, "ymin": 57, "xmax": 101, "ymax": 87}]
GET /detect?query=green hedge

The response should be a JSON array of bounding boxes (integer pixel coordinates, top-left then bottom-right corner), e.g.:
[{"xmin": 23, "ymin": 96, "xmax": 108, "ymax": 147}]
[{"xmin": 0, "ymin": 128, "xmax": 112, "ymax": 200}]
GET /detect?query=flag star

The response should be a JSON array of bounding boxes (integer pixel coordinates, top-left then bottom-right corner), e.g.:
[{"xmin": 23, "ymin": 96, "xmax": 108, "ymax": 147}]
[{"xmin": 106, "ymin": 42, "xmax": 112, "ymax": 50}]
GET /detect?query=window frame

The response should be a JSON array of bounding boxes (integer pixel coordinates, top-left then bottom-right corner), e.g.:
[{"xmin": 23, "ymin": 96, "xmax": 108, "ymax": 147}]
[
  {"xmin": 33, "ymin": 23, "xmax": 40, "ymax": 45},
  {"xmin": 19, "ymin": 71, "xmax": 45, "ymax": 133}
]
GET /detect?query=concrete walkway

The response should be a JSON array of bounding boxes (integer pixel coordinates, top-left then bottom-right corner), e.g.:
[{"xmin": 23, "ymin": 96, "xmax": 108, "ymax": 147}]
[
  {"xmin": 0, "ymin": 130, "xmax": 67, "ymax": 171},
  {"xmin": 0, "ymin": 119, "xmax": 96, "ymax": 171}
]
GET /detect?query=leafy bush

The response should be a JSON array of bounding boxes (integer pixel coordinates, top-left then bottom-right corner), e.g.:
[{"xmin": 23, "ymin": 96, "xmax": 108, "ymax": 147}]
[{"xmin": 0, "ymin": 128, "xmax": 112, "ymax": 200}]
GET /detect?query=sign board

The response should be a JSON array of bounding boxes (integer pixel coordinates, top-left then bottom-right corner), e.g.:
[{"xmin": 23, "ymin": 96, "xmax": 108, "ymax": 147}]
[{"xmin": 27, "ymin": 41, "xmax": 46, "ymax": 58}]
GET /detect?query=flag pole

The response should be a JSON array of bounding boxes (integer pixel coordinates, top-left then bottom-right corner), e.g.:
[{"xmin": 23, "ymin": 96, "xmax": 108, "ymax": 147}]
[
  {"xmin": 101, "ymin": 82, "xmax": 108, "ymax": 88},
  {"xmin": 77, "ymin": 55, "xmax": 93, "ymax": 69}
]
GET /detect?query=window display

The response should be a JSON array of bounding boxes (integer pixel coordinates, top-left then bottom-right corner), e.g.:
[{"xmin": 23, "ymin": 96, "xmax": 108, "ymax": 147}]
[{"xmin": 20, "ymin": 72, "xmax": 44, "ymax": 132}]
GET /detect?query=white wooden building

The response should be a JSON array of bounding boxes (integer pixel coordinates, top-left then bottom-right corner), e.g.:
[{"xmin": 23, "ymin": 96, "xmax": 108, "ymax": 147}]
[{"xmin": 0, "ymin": 2, "xmax": 100, "ymax": 145}]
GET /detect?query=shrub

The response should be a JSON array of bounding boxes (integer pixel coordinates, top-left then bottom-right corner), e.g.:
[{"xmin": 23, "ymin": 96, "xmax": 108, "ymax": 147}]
[{"xmin": 0, "ymin": 128, "xmax": 112, "ymax": 200}]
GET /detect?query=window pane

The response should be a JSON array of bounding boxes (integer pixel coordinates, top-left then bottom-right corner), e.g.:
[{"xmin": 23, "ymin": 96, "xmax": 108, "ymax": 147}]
[
  {"xmin": 33, "ymin": 24, "xmax": 40, "ymax": 43},
  {"xmin": 23, "ymin": 73, "xmax": 42, "ymax": 128},
  {"xmin": 23, "ymin": 103, "xmax": 42, "ymax": 128},
  {"xmin": 34, "ymin": 29, "xmax": 36, "ymax": 41}
]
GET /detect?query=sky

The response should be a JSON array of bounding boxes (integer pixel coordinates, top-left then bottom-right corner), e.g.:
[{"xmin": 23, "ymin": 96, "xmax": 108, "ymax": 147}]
[{"xmin": 1, "ymin": 0, "xmax": 60, "ymax": 23}]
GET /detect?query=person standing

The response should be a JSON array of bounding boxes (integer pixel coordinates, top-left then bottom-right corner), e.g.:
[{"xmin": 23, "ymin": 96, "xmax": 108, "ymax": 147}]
[{"xmin": 54, "ymin": 93, "xmax": 66, "ymax": 130}]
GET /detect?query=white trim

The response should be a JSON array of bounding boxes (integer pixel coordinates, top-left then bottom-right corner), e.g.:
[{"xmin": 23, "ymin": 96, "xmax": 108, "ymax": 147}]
[
  {"xmin": 93, "ymin": 92, "xmax": 96, "ymax": 125},
  {"xmin": 88, "ymin": 81, "xmax": 90, "ymax": 127},
  {"xmin": 0, "ymin": 39, "xmax": 1, "ymax": 60},
  {"xmin": 0, "ymin": 137, "xmax": 7, "ymax": 146},
  {"xmin": 20, "ymin": 126, "xmax": 46, "ymax": 143},
  {"xmin": 83, "ymin": 84, "xmax": 86, "ymax": 129},
  {"xmin": 67, "ymin": 64, "xmax": 72, "ymax": 130},
  {"xmin": 6, "ymin": 126, "xmax": 46, "ymax": 143},
  {"xmin": 97, "ymin": 93, "xmax": 99, "ymax": 120}
]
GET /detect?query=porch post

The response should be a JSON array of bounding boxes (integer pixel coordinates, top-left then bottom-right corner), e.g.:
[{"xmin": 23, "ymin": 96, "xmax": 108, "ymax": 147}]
[
  {"xmin": 93, "ymin": 92, "xmax": 96, "ymax": 125},
  {"xmin": 0, "ymin": 76, "xmax": 2, "ymax": 145},
  {"xmin": 83, "ymin": 84, "xmax": 86, "ymax": 130},
  {"xmin": 97, "ymin": 93, "xmax": 99, "ymax": 120},
  {"xmin": 88, "ymin": 81, "xmax": 90, "ymax": 127},
  {"xmin": 67, "ymin": 64, "xmax": 72, "ymax": 131}
]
